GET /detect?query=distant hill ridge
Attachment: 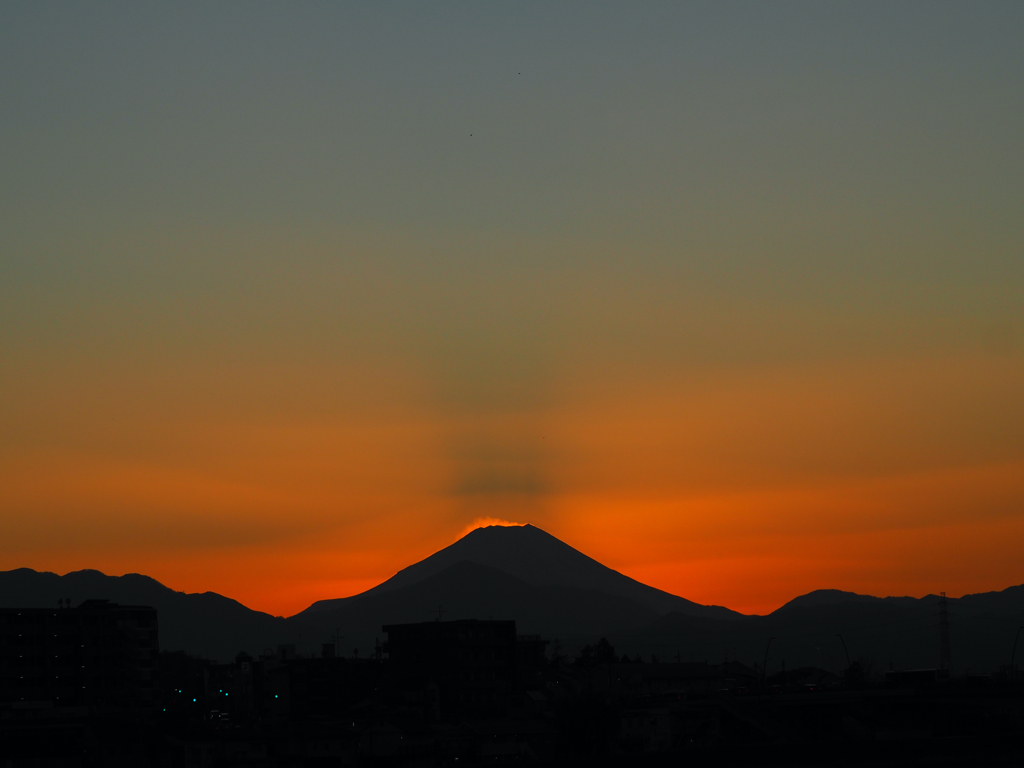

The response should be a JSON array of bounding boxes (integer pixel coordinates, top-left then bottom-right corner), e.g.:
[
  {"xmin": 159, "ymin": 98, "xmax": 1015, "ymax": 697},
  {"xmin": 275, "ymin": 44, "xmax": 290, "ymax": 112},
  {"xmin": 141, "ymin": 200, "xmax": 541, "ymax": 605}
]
[
  {"xmin": 779, "ymin": 586, "xmax": 1024, "ymax": 613},
  {"xmin": 2, "ymin": 524, "xmax": 1023, "ymax": 671},
  {"xmin": 779, "ymin": 589, "xmax": 920, "ymax": 610},
  {"xmin": 0, "ymin": 567, "xmax": 297, "ymax": 662}
]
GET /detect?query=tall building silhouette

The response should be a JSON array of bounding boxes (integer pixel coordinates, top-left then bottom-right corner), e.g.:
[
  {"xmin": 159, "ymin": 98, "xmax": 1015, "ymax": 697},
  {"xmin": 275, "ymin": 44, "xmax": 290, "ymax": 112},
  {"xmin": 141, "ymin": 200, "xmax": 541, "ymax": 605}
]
[{"xmin": 0, "ymin": 600, "xmax": 158, "ymax": 710}]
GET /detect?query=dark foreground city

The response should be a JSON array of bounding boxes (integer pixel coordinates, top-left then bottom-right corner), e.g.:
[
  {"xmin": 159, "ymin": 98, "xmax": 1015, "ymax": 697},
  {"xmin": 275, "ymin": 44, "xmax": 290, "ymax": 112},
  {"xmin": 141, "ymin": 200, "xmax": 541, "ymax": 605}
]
[{"xmin": 2, "ymin": 601, "xmax": 1023, "ymax": 767}]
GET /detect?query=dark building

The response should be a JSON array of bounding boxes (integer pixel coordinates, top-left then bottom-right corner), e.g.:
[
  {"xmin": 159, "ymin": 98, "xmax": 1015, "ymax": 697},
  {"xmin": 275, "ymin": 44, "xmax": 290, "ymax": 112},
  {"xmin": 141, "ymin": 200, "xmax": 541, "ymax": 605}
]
[
  {"xmin": 383, "ymin": 619, "xmax": 522, "ymax": 716},
  {"xmin": 0, "ymin": 599, "xmax": 158, "ymax": 711},
  {"xmin": 516, "ymin": 634, "xmax": 549, "ymax": 690}
]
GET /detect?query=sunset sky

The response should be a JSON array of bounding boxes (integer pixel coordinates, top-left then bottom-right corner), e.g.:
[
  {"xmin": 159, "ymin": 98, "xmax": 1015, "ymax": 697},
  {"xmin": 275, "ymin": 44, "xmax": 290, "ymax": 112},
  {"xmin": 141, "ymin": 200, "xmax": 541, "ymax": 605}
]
[{"xmin": 2, "ymin": 2, "xmax": 1022, "ymax": 616}]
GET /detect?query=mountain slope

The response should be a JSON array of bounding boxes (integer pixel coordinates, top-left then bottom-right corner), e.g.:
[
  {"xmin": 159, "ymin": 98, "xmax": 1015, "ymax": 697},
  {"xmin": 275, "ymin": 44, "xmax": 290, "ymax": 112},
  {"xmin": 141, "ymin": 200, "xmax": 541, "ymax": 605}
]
[
  {"xmin": 298, "ymin": 523, "xmax": 740, "ymax": 620},
  {"xmin": 0, "ymin": 568, "xmax": 299, "ymax": 662},
  {"xmin": 290, "ymin": 559, "xmax": 663, "ymax": 650}
]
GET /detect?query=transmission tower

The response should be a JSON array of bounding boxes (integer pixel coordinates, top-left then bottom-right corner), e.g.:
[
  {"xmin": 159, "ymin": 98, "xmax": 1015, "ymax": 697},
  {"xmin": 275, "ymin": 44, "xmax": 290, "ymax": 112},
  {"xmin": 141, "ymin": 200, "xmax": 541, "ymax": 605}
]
[{"xmin": 938, "ymin": 592, "xmax": 952, "ymax": 673}]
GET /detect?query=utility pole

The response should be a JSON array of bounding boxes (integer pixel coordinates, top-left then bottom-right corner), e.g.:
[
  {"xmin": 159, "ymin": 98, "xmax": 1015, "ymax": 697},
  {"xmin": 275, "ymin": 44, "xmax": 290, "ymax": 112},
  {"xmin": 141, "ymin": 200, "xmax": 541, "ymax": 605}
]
[
  {"xmin": 434, "ymin": 605, "xmax": 446, "ymax": 622},
  {"xmin": 1010, "ymin": 626, "xmax": 1024, "ymax": 681},
  {"xmin": 938, "ymin": 593, "xmax": 951, "ymax": 673},
  {"xmin": 762, "ymin": 637, "xmax": 775, "ymax": 691},
  {"xmin": 331, "ymin": 629, "xmax": 345, "ymax": 658},
  {"xmin": 836, "ymin": 634, "xmax": 851, "ymax": 670}
]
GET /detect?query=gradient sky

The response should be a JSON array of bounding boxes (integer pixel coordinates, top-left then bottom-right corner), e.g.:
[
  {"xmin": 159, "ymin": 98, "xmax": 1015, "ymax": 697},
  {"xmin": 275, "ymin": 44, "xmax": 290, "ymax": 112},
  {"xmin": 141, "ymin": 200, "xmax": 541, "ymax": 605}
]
[{"xmin": 2, "ymin": 2, "xmax": 1022, "ymax": 616}]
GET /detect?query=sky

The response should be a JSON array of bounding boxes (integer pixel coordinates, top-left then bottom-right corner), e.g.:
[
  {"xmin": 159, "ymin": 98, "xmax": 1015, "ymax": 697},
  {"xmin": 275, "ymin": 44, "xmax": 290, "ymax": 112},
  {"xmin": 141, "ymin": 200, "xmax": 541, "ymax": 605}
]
[{"xmin": 1, "ymin": 1, "xmax": 1022, "ymax": 616}]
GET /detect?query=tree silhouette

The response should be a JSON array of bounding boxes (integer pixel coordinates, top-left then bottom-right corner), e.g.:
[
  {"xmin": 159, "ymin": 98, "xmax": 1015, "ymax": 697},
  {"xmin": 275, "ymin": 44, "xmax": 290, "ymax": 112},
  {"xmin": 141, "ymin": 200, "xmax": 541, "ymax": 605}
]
[{"xmin": 575, "ymin": 638, "xmax": 617, "ymax": 668}]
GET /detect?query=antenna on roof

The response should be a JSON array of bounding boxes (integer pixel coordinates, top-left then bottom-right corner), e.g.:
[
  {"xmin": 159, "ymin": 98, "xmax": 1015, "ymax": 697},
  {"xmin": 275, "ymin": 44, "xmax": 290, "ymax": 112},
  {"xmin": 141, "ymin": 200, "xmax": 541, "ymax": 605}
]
[
  {"xmin": 939, "ymin": 592, "xmax": 952, "ymax": 673},
  {"xmin": 331, "ymin": 629, "xmax": 344, "ymax": 658}
]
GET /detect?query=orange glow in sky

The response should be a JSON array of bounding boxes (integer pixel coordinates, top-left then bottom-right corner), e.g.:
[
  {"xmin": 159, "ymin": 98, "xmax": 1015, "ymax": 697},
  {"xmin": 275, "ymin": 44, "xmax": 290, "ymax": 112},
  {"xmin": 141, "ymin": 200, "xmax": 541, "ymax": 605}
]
[{"xmin": 2, "ymin": 4, "xmax": 1022, "ymax": 617}]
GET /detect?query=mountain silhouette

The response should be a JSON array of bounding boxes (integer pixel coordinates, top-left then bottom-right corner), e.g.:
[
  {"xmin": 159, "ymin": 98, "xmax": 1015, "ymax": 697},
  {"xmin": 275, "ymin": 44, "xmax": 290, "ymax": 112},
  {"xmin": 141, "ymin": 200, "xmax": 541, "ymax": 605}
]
[
  {"xmin": 617, "ymin": 584, "xmax": 1024, "ymax": 673},
  {"xmin": 0, "ymin": 568, "xmax": 299, "ymax": 662},
  {"xmin": 298, "ymin": 523, "xmax": 740, "ymax": 621},
  {"xmin": 3, "ymin": 527, "xmax": 1023, "ymax": 672},
  {"xmin": 778, "ymin": 589, "xmax": 919, "ymax": 610}
]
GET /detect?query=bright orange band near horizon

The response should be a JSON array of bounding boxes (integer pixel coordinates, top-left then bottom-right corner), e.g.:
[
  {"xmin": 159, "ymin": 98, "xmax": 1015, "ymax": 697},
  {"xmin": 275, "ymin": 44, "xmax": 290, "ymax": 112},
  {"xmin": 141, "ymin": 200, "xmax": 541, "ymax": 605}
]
[{"xmin": 3, "ymin": 348, "xmax": 1021, "ymax": 618}]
